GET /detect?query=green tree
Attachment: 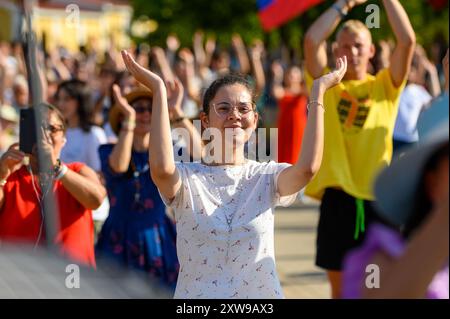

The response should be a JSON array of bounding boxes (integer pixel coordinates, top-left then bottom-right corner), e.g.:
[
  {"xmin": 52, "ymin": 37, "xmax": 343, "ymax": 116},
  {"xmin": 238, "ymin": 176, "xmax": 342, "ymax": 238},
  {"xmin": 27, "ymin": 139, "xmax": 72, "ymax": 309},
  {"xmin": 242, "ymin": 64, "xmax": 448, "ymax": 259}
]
[{"xmin": 130, "ymin": 0, "xmax": 448, "ymax": 51}]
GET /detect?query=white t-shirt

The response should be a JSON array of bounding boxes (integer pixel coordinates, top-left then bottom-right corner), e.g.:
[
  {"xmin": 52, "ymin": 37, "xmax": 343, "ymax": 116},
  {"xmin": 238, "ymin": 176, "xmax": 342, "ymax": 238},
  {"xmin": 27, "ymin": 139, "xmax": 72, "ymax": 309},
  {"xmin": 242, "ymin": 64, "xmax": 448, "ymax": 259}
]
[
  {"xmin": 60, "ymin": 126, "xmax": 107, "ymax": 171},
  {"xmin": 161, "ymin": 160, "xmax": 299, "ymax": 299},
  {"xmin": 394, "ymin": 84, "xmax": 432, "ymax": 142},
  {"xmin": 60, "ymin": 126, "xmax": 109, "ymax": 221}
]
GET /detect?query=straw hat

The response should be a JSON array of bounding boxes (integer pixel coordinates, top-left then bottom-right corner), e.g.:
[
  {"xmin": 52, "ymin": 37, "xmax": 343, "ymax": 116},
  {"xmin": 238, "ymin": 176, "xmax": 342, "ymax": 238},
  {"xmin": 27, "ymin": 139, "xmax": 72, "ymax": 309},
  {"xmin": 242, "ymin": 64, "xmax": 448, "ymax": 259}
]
[
  {"xmin": 0, "ymin": 104, "xmax": 19, "ymax": 123},
  {"xmin": 109, "ymin": 88, "xmax": 152, "ymax": 135}
]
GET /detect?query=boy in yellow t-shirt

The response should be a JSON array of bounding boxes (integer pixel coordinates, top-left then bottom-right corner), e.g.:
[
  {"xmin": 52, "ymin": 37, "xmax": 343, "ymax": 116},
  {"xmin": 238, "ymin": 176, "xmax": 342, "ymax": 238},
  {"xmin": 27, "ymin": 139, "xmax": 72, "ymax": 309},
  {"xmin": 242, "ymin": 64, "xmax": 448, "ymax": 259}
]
[{"xmin": 303, "ymin": 0, "xmax": 415, "ymax": 298}]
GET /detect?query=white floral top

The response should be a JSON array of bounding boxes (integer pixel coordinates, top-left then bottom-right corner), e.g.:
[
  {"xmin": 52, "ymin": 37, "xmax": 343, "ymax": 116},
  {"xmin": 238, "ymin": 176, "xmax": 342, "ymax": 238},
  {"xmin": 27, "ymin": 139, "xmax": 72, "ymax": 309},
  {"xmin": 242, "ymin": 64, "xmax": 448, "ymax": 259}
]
[{"xmin": 161, "ymin": 160, "xmax": 299, "ymax": 299}]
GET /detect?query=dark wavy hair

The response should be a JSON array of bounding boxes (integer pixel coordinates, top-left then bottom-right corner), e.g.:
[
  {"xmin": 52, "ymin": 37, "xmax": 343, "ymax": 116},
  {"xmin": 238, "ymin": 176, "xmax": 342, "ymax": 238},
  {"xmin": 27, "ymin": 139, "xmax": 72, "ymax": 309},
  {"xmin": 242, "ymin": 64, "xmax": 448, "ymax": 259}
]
[
  {"xmin": 55, "ymin": 79, "xmax": 93, "ymax": 132},
  {"xmin": 39, "ymin": 102, "xmax": 67, "ymax": 133},
  {"xmin": 202, "ymin": 74, "xmax": 256, "ymax": 115}
]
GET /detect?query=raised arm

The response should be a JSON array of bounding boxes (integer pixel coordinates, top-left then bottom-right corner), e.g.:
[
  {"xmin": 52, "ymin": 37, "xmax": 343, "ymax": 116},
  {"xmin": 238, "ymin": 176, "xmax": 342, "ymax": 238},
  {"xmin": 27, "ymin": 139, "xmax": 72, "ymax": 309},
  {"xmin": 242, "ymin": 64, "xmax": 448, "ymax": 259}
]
[
  {"xmin": 231, "ymin": 34, "xmax": 251, "ymax": 75},
  {"xmin": 0, "ymin": 144, "xmax": 25, "ymax": 211},
  {"xmin": 304, "ymin": 0, "xmax": 355, "ymax": 78},
  {"xmin": 416, "ymin": 46, "xmax": 441, "ymax": 98},
  {"xmin": 108, "ymin": 84, "xmax": 135, "ymax": 173},
  {"xmin": 178, "ymin": 48, "xmax": 202, "ymax": 105},
  {"xmin": 121, "ymin": 50, "xmax": 181, "ymax": 200},
  {"xmin": 249, "ymin": 40, "xmax": 266, "ymax": 97},
  {"xmin": 271, "ymin": 60, "xmax": 285, "ymax": 100},
  {"xmin": 383, "ymin": 0, "xmax": 416, "ymax": 87},
  {"xmin": 277, "ymin": 57, "xmax": 347, "ymax": 196},
  {"xmin": 193, "ymin": 31, "xmax": 206, "ymax": 70},
  {"xmin": 152, "ymin": 46, "xmax": 176, "ymax": 86},
  {"xmin": 38, "ymin": 126, "xmax": 106, "ymax": 210},
  {"xmin": 167, "ymin": 77, "xmax": 203, "ymax": 162}
]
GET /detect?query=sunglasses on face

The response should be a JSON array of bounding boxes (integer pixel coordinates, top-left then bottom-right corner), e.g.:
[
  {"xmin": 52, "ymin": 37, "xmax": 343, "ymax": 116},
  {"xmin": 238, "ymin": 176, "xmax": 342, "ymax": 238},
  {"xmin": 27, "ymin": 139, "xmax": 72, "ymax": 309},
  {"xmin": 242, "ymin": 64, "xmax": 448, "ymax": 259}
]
[
  {"xmin": 133, "ymin": 106, "xmax": 152, "ymax": 114},
  {"xmin": 131, "ymin": 100, "xmax": 152, "ymax": 114},
  {"xmin": 44, "ymin": 124, "xmax": 65, "ymax": 134}
]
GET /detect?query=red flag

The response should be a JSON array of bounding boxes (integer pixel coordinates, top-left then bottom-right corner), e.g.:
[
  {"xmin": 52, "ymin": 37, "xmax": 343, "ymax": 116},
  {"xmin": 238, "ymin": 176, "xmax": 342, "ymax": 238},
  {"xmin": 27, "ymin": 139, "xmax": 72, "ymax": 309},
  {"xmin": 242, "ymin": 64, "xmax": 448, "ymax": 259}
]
[
  {"xmin": 427, "ymin": 0, "xmax": 448, "ymax": 10},
  {"xmin": 258, "ymin": 0, "xmax": 324, "ymax": 31}
]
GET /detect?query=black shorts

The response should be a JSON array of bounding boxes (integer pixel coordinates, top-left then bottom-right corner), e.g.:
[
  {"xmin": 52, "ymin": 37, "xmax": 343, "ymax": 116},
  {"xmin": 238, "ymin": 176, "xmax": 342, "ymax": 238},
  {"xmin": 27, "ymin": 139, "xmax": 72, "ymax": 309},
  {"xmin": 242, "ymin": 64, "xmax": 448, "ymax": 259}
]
[{"xmin": 315, "ymin": 188, "xmax": 391, "ymax": 271}]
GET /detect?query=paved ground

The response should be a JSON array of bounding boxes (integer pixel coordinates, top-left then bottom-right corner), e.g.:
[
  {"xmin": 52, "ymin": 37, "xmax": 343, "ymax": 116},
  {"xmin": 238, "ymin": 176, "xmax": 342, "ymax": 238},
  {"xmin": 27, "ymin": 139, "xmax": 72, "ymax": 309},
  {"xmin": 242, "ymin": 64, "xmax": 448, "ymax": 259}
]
[{"xmin": 274, "ymin": 204, "xmax": 330, "ymax": 299}]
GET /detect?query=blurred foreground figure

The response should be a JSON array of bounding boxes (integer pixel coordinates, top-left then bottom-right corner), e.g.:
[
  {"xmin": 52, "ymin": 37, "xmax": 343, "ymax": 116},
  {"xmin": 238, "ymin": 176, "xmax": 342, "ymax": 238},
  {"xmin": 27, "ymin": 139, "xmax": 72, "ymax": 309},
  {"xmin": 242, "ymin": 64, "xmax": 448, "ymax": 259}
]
[{"xmin": 343, "ymin": 95, "xmax": 449, "ymax": 298}]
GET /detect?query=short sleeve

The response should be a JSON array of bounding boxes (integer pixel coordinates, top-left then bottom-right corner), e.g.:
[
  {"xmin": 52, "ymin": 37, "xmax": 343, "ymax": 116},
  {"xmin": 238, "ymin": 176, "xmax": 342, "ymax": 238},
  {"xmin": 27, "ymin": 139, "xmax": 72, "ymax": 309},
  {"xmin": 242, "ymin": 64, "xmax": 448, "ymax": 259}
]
[
  {"xmin": 376, "ymin": 68, "xmax": 406, "ymax": 103},
  {"xmin": 272, "ymin": 162, "xmax": 300, "ymax": 207},
  {"xmin": 67, "ymin": 162, "xmax": 86, "ymax": 173},
  {"xmin": 158, "ymin": 162, "xmax": 187, "ymax": 211}
]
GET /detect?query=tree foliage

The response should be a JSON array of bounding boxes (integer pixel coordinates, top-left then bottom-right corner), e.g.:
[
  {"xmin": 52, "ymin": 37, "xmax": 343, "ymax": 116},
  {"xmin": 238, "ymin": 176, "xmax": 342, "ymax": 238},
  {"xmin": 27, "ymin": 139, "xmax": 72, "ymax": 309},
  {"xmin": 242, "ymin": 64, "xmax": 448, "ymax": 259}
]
[{"xmin": 130, "ymin": 0, "xmax": 448, "ymax": 51}]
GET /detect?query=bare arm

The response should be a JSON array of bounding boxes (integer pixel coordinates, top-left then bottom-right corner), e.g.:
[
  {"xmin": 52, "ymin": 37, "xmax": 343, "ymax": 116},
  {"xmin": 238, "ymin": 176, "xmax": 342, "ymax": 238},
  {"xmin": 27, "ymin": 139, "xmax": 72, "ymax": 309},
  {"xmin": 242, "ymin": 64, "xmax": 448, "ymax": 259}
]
[
  {"xmin": 384, "ymin": 0, "xmax": 416, "ymax": 87},
  {"xmin": 204, "ymin": 36, "xmax": 216, "ymax": 71},
  {"xmin": 277, "ymin": 57, "xmax": 347, "ymax": 196},
  {"xmin": 167, "ymin": 78, "xmax": 203, "ymax": 161},
  {"xmin": 122, "ymin": 50, "xmax": 181, "ymax": 201},
  {"xmin": 179, "ymin": 48, "xmax": 201, "ymax": 105},
  {"xmin": 49, "ymin": 50, "xmax": 71, "ymax": 81},
  {"xmin": 59, "ymin": 165, "xmax": 107, "ymax": 210},
  {"xmin": 304, "ymin": 0, "xmax": 353, "ymax": 78},
  {"xmin": 193, "ymin": 31, "xmax": 206, "ymax": 70},
  {"xmin": 271, "ymin": 61, "xmax": 285, "ymax": 100},
  {"xmin": 231, "ymin": 34, "xmax": 251, "ymax": 75},
  {"xmin": 108, "ymin": 84, "xmax": 136, "ymax": 173},
  {"xmin": 0, "ymin": 144, "xmax": 25, "ymax": 211},
  {"xmin": 249, "ymin": 41, "xmax": 266, "ymax": 97},
  {"xmin": 152, "ymin": 47, "xmax": 175, "ymax": 86},
  {"xmin": 423, "ymin": 61, "xmax": 441, "ymax": 98}
]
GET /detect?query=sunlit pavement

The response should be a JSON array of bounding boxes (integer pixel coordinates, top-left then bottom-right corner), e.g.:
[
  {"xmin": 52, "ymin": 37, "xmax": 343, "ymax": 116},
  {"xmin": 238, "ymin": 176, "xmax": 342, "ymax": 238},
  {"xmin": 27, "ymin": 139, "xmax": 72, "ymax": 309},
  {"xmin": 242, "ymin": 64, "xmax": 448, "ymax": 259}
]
[{"xmin": 275, "ymin": 203, "xmax": 330, "ymax": 299}]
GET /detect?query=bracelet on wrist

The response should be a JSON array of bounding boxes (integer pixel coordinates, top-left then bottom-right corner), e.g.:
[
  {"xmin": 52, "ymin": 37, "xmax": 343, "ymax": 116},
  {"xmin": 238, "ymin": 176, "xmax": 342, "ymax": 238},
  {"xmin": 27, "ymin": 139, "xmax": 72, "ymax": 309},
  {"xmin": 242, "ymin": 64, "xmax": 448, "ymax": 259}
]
[
  {"xmin": 307, "ymin": 101, "xmax": 325, "ymax": 112},
  {"xmin": 53, "ymin": 159, "xmax": 62, "ymax": 175},
  {"xmin": 121, "ymin": 119, "xmax": 136, "ymax": 131},
  {"xmin": 55, "ymin": 164, "xmax": 68, "ymax": 180}
]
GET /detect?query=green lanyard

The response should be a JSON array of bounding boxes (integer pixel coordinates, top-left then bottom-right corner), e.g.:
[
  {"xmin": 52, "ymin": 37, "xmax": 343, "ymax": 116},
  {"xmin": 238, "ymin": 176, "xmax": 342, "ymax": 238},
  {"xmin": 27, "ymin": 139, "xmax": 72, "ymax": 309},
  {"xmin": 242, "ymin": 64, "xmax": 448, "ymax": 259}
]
[{"xmin": 354, "ymin": 198, "xmax": 366, "ymax": 240}]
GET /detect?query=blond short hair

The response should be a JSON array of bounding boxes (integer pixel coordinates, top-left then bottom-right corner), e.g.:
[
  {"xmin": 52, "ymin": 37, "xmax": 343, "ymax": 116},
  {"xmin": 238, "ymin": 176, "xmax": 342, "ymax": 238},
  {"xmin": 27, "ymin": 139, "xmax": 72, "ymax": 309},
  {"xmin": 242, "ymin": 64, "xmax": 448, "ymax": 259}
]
[{"xmin": 336, "ymin": 20, "xmax": 372, "ymax": 43}]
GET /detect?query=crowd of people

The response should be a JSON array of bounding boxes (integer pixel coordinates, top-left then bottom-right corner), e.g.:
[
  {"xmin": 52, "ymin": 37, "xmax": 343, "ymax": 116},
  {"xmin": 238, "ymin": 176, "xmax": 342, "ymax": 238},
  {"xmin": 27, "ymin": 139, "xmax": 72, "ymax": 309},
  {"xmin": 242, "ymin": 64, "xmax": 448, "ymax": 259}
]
[{"xmin": 0, "ymin": 0, "xmax": 448, "ymax": 298}]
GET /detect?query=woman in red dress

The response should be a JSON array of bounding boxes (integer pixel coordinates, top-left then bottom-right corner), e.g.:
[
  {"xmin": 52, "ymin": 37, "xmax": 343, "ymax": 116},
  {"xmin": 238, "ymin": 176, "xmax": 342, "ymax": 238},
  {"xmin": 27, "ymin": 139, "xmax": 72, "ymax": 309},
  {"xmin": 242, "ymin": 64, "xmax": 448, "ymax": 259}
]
[
  {"xmin": 272, "ymin": 62, "xmax": 308, "ymax": 164},
  {"xmin": 0, "ymin": 103, "xmax": 106, "ymax": 267}
]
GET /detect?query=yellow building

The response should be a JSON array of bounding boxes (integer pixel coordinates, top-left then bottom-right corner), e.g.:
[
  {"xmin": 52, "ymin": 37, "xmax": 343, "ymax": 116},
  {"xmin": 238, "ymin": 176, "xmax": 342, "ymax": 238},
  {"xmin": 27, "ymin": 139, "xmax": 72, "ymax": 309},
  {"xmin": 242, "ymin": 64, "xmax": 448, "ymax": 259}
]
[{"xmin": 0, "ymin": 0, "xmax": 133, "ymax": 53}]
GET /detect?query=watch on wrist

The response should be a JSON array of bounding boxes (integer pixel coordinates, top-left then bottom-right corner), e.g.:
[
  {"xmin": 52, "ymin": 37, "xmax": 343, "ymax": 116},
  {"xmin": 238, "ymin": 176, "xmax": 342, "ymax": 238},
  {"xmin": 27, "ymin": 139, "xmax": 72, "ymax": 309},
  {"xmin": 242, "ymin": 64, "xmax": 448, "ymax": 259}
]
[{"xmin": 53, "ymin": 159, "xmax": 62, "ymax": 176}]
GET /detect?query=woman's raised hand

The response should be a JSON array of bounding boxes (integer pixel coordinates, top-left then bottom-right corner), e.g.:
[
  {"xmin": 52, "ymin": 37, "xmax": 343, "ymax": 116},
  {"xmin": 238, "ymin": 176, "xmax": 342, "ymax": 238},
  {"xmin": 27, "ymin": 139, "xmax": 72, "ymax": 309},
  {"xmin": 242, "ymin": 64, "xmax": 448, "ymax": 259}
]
[
  {"xmin": 0, "ymin": 143, "xmax": 25, "ymax": 180},
  {"xmin": 167, "ymin": 77, "xmax": 184, "ymax": 116},
  {"xmin": 121, "ymin": 50, "xmax": 165, "ymax": 92},
  {"xmin": 314, "ymin": 56, "xmax": 347, "ymax": 91},
  {"xmin": 112, "ymin": 84, "xmax": 135, "ymax": 120}
]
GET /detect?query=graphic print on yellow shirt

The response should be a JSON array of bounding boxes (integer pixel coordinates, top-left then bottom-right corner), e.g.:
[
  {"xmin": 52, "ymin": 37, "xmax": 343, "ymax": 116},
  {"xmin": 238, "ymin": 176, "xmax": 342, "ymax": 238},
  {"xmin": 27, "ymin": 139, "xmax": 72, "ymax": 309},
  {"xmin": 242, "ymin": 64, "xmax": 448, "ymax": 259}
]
[
  {"xmin": 337, "ymin": 91, "xmax": 371, "ymax": 134},
  {"xmin": 304, "ymin": 68, "xmax": 405, "ymax": 201}
]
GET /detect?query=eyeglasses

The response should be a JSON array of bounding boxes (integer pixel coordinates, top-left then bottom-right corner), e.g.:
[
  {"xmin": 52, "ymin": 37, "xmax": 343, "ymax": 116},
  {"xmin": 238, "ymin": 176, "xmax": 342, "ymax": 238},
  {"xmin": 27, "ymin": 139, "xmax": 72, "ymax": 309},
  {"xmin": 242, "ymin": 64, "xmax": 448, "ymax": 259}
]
[
  {"xmin": 212, "ymin": 102, "xmax": 255, "ymax": 118},
  {"xmin": 133, "ymin": 106, "xmax": 152, "ymax": 114},
  {"xmin": 55, "ymin": 95, "xmax": 74, "ymax": 103},
  {"xmin": 44, "ymin": 124, "xmax": 65, "ymax": 134}
]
